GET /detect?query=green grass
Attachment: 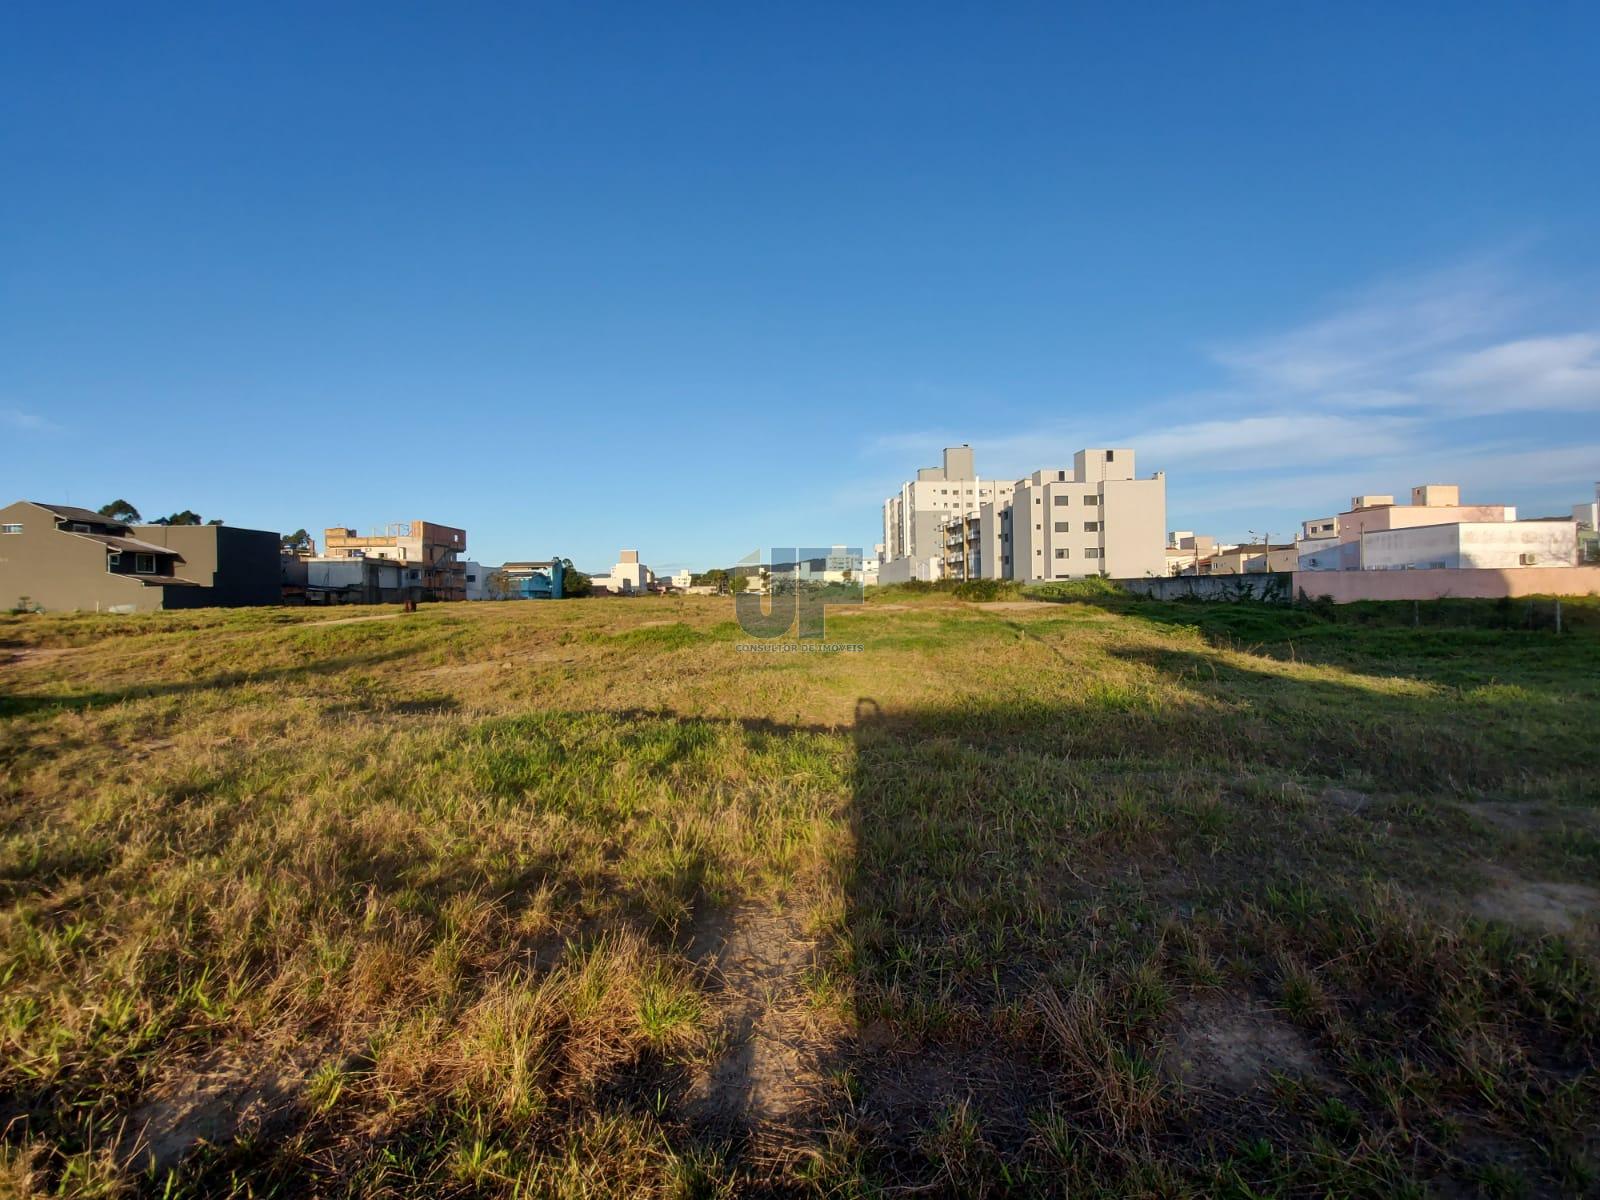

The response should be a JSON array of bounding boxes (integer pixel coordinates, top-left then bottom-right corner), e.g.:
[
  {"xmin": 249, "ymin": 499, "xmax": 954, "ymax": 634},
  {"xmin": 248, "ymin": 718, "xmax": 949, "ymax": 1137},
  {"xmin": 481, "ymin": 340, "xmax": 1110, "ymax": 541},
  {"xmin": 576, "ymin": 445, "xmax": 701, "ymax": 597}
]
[{"xmin": 1, "ymin": 594, "xmax": 1597, "ymax": 1197}]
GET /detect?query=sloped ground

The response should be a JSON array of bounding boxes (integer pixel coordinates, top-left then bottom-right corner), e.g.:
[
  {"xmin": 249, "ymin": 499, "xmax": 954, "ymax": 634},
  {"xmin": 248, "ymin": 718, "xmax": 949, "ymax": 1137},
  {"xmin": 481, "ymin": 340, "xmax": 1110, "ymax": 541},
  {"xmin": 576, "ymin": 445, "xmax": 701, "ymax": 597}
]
[{"xmin": 1, "ymin": 594, "xmax": 1596, "ymax": 1196}]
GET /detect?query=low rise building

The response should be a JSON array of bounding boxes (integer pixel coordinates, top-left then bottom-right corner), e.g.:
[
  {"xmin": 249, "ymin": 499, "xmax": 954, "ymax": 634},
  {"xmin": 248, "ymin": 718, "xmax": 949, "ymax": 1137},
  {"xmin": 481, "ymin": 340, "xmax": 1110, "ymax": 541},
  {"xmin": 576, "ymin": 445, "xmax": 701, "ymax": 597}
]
[
  {"xmin": 1297, "ymin": 485, "xmax": 1579, "ymax": 573},
  {"xmin": 0, "ymin": 500, "xmax": 279, "ymax": 613},
  {"xmin": 1205, "ymin": 543, "xmax": 1299, "ymax": 574},
  {"xmin": 498, "ymin": 561, "xmax": 565, "ymax": 599},
  {"xmin": 1575, "ymin": 483, "xmax": 1599, "ymax": 564},
  {"xmin": 461, "ymin": 561, "xmax": 491, "ymax": 601},
  {"xmin": 1165, "ymin": 532, "xmax": 1218, "ymax": 576},
  {"xmin": 591, "ymin": 550, "xmax": 653, "ymax": 595},
  {"xmin": 322, "ymin": 521, "xmax": 468, "ymax": 601},
  {"xmin": 301, "ymin": 556, "xmax": 419, "ymax": 605}
]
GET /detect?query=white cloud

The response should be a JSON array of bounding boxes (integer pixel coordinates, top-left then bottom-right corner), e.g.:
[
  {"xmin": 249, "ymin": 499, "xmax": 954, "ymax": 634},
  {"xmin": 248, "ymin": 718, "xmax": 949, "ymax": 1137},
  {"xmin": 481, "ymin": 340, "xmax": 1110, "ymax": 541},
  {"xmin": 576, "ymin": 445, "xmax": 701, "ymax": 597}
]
[
  {"xmin": 1420, "ymin": 334, "xmax": 1600, "ymax": 412},
  {"xmin": 2, "ymin": 408, "xmax": 59, "ymax": 433},
  {"xmin": 1212, "ymin": 259, "xmax": 1520, "ymax": 395}
]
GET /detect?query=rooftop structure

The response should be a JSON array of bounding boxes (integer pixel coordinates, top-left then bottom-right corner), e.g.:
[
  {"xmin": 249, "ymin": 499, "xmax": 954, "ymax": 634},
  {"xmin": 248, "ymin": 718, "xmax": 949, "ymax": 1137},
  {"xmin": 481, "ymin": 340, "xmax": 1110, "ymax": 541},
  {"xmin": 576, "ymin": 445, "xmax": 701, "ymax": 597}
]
[{"xmin": 323, "ymin": 521, "xmax": 467, "ymax": 601}]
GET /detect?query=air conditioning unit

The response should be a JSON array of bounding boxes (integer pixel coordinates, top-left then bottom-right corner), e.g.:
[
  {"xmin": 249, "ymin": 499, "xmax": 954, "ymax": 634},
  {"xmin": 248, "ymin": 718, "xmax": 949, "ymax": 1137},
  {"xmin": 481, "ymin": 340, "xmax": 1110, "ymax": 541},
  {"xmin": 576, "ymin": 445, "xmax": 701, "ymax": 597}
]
[{"xmin": 1518, "ymin": 552, "xmax": 1537, "ymax": 566}]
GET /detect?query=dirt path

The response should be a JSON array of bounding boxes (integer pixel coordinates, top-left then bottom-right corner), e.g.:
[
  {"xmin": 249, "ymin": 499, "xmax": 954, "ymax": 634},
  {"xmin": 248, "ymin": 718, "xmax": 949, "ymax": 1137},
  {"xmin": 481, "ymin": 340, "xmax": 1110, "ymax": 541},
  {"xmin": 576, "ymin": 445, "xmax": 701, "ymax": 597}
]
[
  {"xmin": 303, "ymin": 613, "xmax": 405, "ymax": 629},
  {"xmin": 0, "ymin": 646, "xmax": 82, "ymax": 668},
  {"xmin": 684, "ymin": 904, "xmax": 832, "ymax": 1146}
]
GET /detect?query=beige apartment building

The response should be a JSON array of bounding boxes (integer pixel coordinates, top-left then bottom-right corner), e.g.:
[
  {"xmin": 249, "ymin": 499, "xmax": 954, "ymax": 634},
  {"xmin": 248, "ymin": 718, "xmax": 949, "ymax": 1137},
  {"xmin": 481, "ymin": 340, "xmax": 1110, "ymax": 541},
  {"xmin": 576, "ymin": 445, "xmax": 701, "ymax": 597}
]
[
  {"xmin": 990, "ymin": 450, "xmax": 1167, "ymax": 582},
  {"xmin": 883, "ymin": 446, "xmax": 1166, "ymax": 583},
  {"xmin": 881, "ymin": 446, "xmax": 1016, "ymax": 583}
]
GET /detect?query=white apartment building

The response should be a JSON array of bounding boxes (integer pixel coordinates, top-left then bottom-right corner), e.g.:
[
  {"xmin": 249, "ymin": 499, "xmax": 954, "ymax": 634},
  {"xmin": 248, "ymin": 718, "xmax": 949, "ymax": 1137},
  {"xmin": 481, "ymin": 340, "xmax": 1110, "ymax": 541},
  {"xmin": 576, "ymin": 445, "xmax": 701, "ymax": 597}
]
[
  {"xmin": 881, "ymin": 445, "xmax": 1166, "ymax": 583},
  {"xmin": 881, "ymin": 446, "xmax": 1016, "ymax": 584}
]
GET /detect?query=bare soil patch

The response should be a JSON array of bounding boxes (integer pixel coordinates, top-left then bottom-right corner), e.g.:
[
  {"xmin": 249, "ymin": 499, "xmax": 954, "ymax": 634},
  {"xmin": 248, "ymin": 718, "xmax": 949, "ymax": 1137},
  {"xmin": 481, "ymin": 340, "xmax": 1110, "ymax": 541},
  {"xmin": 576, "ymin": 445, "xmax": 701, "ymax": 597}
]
[
  {"xmin": 303, "ymin": 613, "xmax": 404, "ymax": 629},
  {"xmin": 1468, "ymin": 800, "xmax": 1600, "ymax": 837},
  {"xmin": 1, "ymin": 646, "xmax": 81, "ymax": 668},
  {"xmin": 118, "ymin": 1041, "xmax": 330, "ymax": 1173},
  {"xmin": 1166, "ymin": 997, "xmax": 1322, "ymax": 1097},
  {"xmin": 1319, "ymin": 786, "xmax": 1372, "ymax": 814},
  {"xmin": 684, "ymin": 903, "xmax": 832, "ymax": 1144},
  {"xmin": 1472, "ymin": 866, "xmax": 1600, "ymax": 935},
  {"xmin": 855, "ymin": 1034, "xmax": 1055, "ymax": 1150}
]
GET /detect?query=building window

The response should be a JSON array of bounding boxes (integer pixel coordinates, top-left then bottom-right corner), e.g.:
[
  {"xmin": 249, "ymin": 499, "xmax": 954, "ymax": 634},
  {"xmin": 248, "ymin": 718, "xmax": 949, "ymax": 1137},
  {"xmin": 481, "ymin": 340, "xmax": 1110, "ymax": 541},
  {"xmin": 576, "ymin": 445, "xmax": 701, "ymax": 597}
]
[
  {"xmin": 1106, "ymin": 450, "xmax": 1115, "ymax": 461},
  {"xmin": 135, "ymin": 554, "xmax": 156, "ymax": 573},
  {"xmin": 465, "ymin": 574, "xmax": 477, "ymax": 582},
  {"xmin": 71, "ymin": 522, "xmax": 91, "ymax": 533},
  {"xmin": 1054, "ymin": 521, "xmax": 1069, "ymax": 533},
  {"xmin": 1053, "ymin": 495, "xmax": 1068, "ymax": 505},
  {"xmin": 1084, "ymin": 521, "xmax": 1100, "ymax": 533},
  {"xmin": 1055, "ymin": 548, "xmax": 1068, "ymax": 559},
  {"xmin": 1084, "ymin": 495, "xmax": 1099, "ymax": 505},
  {"xmin": 0, "ymin": 523, "xmax": 21, "ymax": 535},
  {"xmin": 107, "ymin": 553, "xmax": 122, "ymax": 570},
  {"xmin": 1084, "ymin": 548, "xmax": 1101, "ymax": 559}
]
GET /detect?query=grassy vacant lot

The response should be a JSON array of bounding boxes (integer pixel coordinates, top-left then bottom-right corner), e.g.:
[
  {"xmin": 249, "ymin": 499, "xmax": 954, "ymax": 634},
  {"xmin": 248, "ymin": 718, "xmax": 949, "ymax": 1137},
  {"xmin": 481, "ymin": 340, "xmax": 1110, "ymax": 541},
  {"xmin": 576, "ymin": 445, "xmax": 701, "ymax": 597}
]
[{"xmin": 2, "ymin": 590, "xmax": 1597, "ymax": 1198}]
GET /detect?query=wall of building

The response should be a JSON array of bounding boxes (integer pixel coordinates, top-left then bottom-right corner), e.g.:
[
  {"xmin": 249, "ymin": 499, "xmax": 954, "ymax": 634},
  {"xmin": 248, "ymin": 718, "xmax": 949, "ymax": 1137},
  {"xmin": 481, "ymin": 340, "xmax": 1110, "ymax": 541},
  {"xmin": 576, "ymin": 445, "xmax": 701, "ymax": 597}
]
[
  {"xmin": 1101, "ymin": 475, "xmax": 1167, "ymax": 578},
  {"xmin": 0, "ymin": 502, "xmax": 163, "ymax": 612},
  {"xmin": 1357, "ymin": 521, "xmax": 1576, "ymax": 571},
  {"xmin": 1296, "ymin": 566, "xmax": 1600, "ymax": 603},
  {"xmin": 1118, "ymin": 573, "xmax": 1293, "ymax": 602},
  {"xmin": 133, "ymin": 524, "xmax": 281, "ymax": 606}
]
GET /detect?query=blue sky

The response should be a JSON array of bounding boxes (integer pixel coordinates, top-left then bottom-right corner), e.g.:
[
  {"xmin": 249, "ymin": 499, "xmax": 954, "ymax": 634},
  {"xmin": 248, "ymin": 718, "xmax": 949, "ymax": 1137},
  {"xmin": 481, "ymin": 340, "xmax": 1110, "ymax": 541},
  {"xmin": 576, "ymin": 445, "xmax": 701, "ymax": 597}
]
[{"xmin": 3, "ymin": 3, "xmax": 1598, "ymax": 570}]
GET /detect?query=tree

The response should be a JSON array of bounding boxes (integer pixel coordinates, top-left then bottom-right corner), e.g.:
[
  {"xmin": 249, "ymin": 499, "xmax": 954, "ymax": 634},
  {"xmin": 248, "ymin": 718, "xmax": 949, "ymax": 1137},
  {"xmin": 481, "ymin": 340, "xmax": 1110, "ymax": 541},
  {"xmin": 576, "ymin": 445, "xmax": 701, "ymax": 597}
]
[
  {"xmin": 557, "ymin": 557, "xmax": 592, "ymax": 598},
  {"xmin": 695, "ymin": 568, "xmax": 732, "ymax": 593},
  {"xmin": 206, "ymin": 518, "xmax": 224, "ymax": 526},
  {"xmin": 152, "ymin": 510, "xmax": 204, "ymax": 527},
  {"xmin": 486, "ymin": 570, "xmax": 518, "ymax": 600},
  {"xmin": 97, "ymin": 499, "xmax": 141, "ymax": 523},
  {"xmin": 281, "ymin": 529, "xmax": 313, "ymax": 553}
]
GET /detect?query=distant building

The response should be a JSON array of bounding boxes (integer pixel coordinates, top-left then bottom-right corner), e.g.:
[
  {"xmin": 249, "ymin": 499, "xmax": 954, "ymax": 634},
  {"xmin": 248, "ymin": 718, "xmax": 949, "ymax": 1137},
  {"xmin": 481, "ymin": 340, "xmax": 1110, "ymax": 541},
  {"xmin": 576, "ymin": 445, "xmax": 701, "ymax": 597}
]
[
  {"xmin": 669, "ymin": 569, "xmax": 693, "ymax": 590},
  {"xmin": 461, "ymin": 561, "xmax": 490, "ymax": 601},
  {"xmin": 299, "ymin": 556, "xmax": 419, "ymax": 605},
  {"xmin": 1205, "ymin": 543, "xmax": 1300, "ymax": 574},
  {"xmin": 323, "ymin": 521, "xmax": 468, "ymax": 601},
  {"xmin": 1297, "ymin": 485, "xmax": 1579, "ymax": 572},
  {"xmin": 881, "ymin": 446, "xmax": 1166, "ymax": 583},
  {"xmin": 591, "ymin": 549, "xmax": 654, "ymax": 595},
  {"xmin": 1575, "ymin": 483, "xmax": 1600, "ymax": 564},
  {"xmin": 882, "ymin": 446, "xmax": 1016, "ymax": 583},
  {"xmin": 498, "ymin": 561, "xmax": 565, "ymax": 599},
  {"xmin": 0, "ymin": 500, "xmax": 279, "ymax": 613},
  {"xmin": 1165, "ymin": 532, "xmax": 1219, "ymax": 576}
]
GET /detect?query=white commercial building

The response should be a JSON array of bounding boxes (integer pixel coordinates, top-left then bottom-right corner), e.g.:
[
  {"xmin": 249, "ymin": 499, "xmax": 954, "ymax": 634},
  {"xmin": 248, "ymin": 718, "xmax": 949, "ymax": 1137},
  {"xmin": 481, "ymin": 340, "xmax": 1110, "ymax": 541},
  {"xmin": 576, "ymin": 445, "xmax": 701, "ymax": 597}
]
[
  {"xmin": 1298, "ymin": 485, "xmax": 1581, "ymax": 572},
  {"xmin": 882, "ymin": 445, "xmax": 1167, "ymax": 583},
  {"xmin": 592, "ymin": 549, "xmax": 654, "ymax": 594},
  {"xmin": 1361, "ymin": 521, "xmax": 1577, "ymax": 570}
]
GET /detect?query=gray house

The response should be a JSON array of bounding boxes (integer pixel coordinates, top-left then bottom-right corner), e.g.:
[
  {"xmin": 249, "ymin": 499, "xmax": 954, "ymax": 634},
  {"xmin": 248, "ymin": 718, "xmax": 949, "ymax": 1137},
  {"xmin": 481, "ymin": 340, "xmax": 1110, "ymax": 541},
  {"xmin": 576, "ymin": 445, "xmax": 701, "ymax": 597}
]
[{"xmin": 0, "ymin": 501, "xmax": 280, "ymax": 612}]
